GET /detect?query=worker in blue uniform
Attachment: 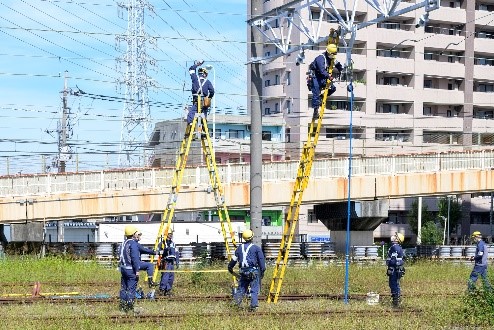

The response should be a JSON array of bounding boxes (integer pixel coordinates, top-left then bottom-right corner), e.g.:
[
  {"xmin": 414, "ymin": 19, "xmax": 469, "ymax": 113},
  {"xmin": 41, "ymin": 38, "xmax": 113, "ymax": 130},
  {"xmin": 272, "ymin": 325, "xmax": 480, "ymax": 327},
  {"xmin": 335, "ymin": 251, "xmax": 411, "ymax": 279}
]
[
  {"xmin": 119, "ymin": 225, "xmax": 152, "ymax": 313},
  {"xmin": 228, "ymin": 229, "xmax": 266, "ymax": 311},
  {"xmin": 308, "ymin": 44, "xmax": 343, "ymax": 119},
  {"xmin": 468, "ymin": 231, "xmax": 491, "ymax": 292},
  {"xmin": 386, "ymin": 232, "xmax": 405, "ymax": 307},
  {"xmin": 187, "ymin": 60, "xmax": 215, "ymax": 125},
  {"xmin": 135, "ymin": 230, "xmax": 158, "ymax": 289},
  {"xmin": 158, "ymin": 232, "xmax": 180, "ymax": 296}
]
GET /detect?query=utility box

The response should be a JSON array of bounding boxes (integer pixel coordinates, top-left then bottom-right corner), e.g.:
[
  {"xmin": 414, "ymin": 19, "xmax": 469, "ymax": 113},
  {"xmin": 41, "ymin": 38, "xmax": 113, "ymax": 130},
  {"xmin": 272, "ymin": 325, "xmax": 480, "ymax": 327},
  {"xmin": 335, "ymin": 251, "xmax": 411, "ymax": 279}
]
[{"xmin": 9, "ymin": 223, "xmax": 44, "ymax": 242}]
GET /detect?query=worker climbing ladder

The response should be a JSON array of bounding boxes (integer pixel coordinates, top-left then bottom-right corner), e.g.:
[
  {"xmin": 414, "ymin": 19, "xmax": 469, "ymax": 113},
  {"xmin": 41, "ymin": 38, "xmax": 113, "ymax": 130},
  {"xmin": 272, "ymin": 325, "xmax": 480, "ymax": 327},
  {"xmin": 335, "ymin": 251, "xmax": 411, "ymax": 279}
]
[
  {"xmin": 267, "ymin": 29, "xmax": 340, "ymax": 303},
  {"xmin": 149, "ymin": 93, "xmax": 238, "ymax": 288}
]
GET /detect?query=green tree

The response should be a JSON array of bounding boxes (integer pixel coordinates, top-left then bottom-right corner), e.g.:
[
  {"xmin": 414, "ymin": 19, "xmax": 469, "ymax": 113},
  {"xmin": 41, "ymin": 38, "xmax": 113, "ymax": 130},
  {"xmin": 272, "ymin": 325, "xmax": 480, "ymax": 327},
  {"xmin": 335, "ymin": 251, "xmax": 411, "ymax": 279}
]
[
  {"xmin": 437, "ymin": 196, "xmax": 462, "ymax": 235},
  {"xmin": 421, "ymin": 221, "xmax": 443, "ymax": 245},
  {"xmin": 407, "ymin": 198, "xmax": 435, "ymax": 235}
]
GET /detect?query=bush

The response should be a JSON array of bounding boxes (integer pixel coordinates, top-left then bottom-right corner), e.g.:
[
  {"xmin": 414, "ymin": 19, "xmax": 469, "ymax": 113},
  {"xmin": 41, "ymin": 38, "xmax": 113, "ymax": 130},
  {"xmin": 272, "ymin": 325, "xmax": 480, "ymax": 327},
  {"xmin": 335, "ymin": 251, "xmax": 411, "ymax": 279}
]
[{"xmin": 461, "ymin": 287, "xmax": 494, "ymax": 327}]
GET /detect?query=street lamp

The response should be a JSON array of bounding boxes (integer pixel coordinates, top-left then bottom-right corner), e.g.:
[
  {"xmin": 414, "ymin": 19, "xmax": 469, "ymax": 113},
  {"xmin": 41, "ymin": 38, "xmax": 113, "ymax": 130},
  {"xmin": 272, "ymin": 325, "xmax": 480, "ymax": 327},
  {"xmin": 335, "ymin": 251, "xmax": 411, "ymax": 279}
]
[{"xmin": 205, "ymin": 65, "xmax": 216, "ymax": 148}]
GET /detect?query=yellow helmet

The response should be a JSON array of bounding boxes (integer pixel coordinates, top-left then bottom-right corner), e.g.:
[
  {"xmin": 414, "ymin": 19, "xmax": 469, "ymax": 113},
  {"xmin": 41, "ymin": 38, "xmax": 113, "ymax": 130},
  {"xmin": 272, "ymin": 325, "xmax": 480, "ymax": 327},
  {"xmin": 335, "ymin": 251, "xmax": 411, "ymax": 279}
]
[
  {"xmin": 326, "ymin": 43, "xmax": 338, "ymax": 54},
  {"xmin": 242, "ymin": 229, "xmax": 254, "ymax": 241},
  {"xmin": 124, "ymin": 225, "xmax": 139, "ymax": 237},
  {"xmin": 471, "ymin": 231, "xmax": 482, "ymax": 238},
  {"xmin": 391, "ymin": 233, "xmax": 404, "ymax": 244},
  {"xmin": 198, "ymin": 67, "xmax": 208, "ymax": 76}
]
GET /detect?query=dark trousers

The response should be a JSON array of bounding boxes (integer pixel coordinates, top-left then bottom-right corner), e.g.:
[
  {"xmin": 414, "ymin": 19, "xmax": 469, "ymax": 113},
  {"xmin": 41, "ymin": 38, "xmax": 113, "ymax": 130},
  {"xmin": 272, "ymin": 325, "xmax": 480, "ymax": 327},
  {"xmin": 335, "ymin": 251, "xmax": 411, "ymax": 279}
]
[
  {"xmin": 159, "ymin": 262, "xmax": 175, "ymax": 292},
  {"xmin": 234, "ymin": 270, "xmax": 261, "ymax": 308},
  {"xmin": 187, "ymin": 104, "xmax": 209, "ymax": 124},
  {"xmin": 139, "ymin": 261, "xmax": 154, "ymax": 278},
  {"xmin": 311, "ymin": 77, "xmax": 336, "ymax": 110},
  {"xmin": 468, "ymin": 265, "xmax": 491, "ymax": 291},
  {"xmin": 388, "ymin": 271, "xmax": 401, "ymax": 297},
  {"xmin": 119, "ymin": 268, "xmax": 138, "ymax": 304}
]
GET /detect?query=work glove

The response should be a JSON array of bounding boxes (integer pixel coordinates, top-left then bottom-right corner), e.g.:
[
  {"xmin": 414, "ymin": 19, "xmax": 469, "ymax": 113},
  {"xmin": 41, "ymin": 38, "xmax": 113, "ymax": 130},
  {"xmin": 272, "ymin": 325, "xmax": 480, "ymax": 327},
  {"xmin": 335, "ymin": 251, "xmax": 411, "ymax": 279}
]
[{"xmin": 194, "ymin": 59, "xmax": 204, "ymax": 66}]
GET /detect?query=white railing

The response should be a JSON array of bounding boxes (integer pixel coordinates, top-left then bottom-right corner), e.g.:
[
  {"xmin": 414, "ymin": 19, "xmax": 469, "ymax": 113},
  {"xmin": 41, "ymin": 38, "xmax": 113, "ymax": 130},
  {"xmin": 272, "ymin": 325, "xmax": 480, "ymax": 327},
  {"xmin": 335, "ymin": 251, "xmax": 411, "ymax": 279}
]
[{"xmin": 1, "ymin": 150, "xmax": 494, "ymax": 197}]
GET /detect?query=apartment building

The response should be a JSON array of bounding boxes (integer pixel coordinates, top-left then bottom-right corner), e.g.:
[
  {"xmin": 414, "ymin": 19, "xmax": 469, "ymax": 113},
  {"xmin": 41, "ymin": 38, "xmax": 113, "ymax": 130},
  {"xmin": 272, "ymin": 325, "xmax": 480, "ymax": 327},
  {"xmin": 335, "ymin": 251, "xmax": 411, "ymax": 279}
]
[
  {"xmin": 255, "ymin": 0, "xmax": 494, "ymax": 241},
  {"xmin": 260, "ymin": 0, "xmax": 494, "ymax": 160}
]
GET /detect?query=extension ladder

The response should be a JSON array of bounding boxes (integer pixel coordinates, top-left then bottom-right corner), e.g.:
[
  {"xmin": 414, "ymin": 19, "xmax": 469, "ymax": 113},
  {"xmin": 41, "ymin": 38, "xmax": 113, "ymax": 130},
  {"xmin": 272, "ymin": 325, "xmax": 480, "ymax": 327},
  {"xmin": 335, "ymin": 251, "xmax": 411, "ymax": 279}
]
[
  {"xmin": 149, "ymin": 93, "xmax": 238, "ymax": 288},
  {"xmin": 267, "ymin": 29, "xmax": 340, "ymax": 303}
]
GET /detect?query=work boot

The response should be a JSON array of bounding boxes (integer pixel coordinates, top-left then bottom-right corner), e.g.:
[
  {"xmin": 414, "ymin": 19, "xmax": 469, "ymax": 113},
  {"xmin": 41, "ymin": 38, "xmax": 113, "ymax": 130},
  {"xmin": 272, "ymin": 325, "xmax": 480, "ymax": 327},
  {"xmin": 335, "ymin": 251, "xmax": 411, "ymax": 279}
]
[
  {"xmin": 147, "ymin": 277, "xmax": 157, "ymax": 288},
  {"xmin": 392, "ymin": 294, "xmax": 400, "ymax": 308},
  {"xmin": 313, "ymin": 108, "xmax": 319, "ymax": 120},
  {"xmin": 249, "ymin": 306, "xmax": 258, "ymax": 312},
  {"xmin": 119, "ymin": 300, "xmax": 128, "ymax": 313}
]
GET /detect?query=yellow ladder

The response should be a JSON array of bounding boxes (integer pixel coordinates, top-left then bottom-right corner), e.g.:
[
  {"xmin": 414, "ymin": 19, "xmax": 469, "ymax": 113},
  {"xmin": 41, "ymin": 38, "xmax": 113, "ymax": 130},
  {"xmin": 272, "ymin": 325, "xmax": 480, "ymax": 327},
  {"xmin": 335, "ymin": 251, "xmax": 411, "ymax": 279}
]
[
  {"xmin": 267, "ymin": 29, "xmax": 340, "ymax": 303},
  {"xmin": 149, "ymin": 94, "xmax": 238, "ymax": 287}
]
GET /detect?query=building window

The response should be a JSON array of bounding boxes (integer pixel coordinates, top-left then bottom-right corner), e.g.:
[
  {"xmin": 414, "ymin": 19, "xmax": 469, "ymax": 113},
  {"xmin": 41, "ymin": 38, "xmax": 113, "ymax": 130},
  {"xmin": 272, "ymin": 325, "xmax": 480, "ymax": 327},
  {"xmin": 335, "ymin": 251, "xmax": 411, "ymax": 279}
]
[
  {"xmin": 423, "ymin": 106, "xmax": 432, "ymax": 116},
  {"xmin": 262, "ymin": 131, "xmax": 272, "ymax": 141},
  {"xmin": 424, "ymin": 52, "xmax": 434, "ymax": 60},
  {"xmin": 274, "ymin": 102, "xmax": 279, "ymax": 113},
  {"xmin": 286, "ymin": 100, "xmax": 291, "ymax": 114},
  {"xmin": 384, "ymin": 77, "xmax": 399, "ymax": 86},
  {"xmin": 286, "ymin": 128, "xmax": 291, "ymax": 142},
  {"xmin": 308, "ymin": 210, "xmax": 318, "ymax": 224},
  {"xmin": 311, "ymin": 10, "xmax": 320, "ymax": 20},
  {"xmin": 264, "ymin": 51, "xmax": 270, "ymax": 57},
  {"xmin": 264, "ymin": 107, "xmax": 271, "ymax": 115},
  {"xmin": 383, "ymin": 104, "xmax": 399, "ymax": 114},
  {"xmin": 447, "ymin": 110, "xmax": 452, "ymax": 117},
  {"xmin": 264, "ymin": 80, "xmax": 271, "ymax": 87},
  {"xmin": 286, "ymin": 71, "xmax": 291, "ymax": 85},
  {"xmin": 448, "ymin": 83, "xmax": 454, "ymax": 90},
  {"xmin": 448, "ymin": 55, "xmax": 455, "ymax": 63},
  {"xmin": 424, "ymin": 80, "xmax": 433, "ymax": 88},
  {"xmin": 228, "ymin": 130, "xmax": 245, "ymax": 139},
  {"xmin": 275, "ymin": 75, "xmax": 280, "ymax": 85}
]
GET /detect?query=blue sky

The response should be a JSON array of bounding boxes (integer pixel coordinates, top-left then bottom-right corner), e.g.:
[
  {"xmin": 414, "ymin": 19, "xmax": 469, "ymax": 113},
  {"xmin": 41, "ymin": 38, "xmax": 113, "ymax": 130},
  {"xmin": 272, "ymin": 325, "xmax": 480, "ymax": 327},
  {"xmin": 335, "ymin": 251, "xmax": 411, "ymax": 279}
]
[{"xmin": 0, "ymin": 0, "xmax": 247, "ymax": 174}]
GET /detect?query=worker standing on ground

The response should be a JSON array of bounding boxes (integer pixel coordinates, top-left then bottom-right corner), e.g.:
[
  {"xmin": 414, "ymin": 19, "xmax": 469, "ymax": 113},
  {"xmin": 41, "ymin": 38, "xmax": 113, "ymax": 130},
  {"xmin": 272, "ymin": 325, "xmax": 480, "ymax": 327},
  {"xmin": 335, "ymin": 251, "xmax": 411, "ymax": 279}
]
[
  {"xmin": 119, "ymin": 225, "xmax": 154, "ymax": 313},
  {"xmin": 187, "ymin": 60, "xmax": 215, "ymax": 125},
  {"xmin": 158, "ymin": 232, "xmax": 180, "ymax": 296},
  {"xmin": 228, "ymin": 229, "xmax": 266, "ymax": 311},
  {"xmin": 307, "ymin": 44, "xmax": 343, "ymax": 119},
  {"xmin": 468, "ymin": 231, "xmax": 491, "ymax": 292},
  {"xmin": 386, "ymin": 232, "xmax": 405, "ymax": 307}
]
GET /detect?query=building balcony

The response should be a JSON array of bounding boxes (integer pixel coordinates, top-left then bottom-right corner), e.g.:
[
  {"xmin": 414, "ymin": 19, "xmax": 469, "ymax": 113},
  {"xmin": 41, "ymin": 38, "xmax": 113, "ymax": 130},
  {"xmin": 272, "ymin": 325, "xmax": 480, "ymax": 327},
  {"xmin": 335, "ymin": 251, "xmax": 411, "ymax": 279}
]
[
  {"xmin": 375, "ymin": 85, "xmax": 415, "ymax": 102},
  {"xmin": 374, "ymin": 29, "xmax": 415, "ymax": 46},
  {"xmin": 476, "ymin": 10, "xmax": 494, "ymax": 26},
  {"xmin": 263, "ymin": 84, "xmax": 285, "ymax": 99},
  {"xmin": 430, "ymin": 7, "xmax": 466, "ymax": 24},
  {"xmin": 375, "ymin": 57, "xmax": 414, "ymax": 74},
  {"xmin": 421, "ymin": 61, "xmax": 465, "ymax": 79},
  {"xmin": 367, "ymin": 113, "xmax": 415, "ymax": 129},
  {"xmin": 263, "ymin": 56, "xmax": 285, "ymax": 72},
  {"xmin": 474, "ymin": 91, "xmax": 494, "ymax": 107},
  {"xmin": 421, "ymin": 89, "xmax": 464, "ymax": 104},
  {"xmin": 416, "ymin": 116, "xmax": 463, "ymax": 130},
  {"xmin": 423, "ymin": 35, "xmax": 464, "ymax": 52},
  {"xmin": 331, "ymin": 0, "xmax": 368, "ymax": 13},
  {"xmin": 473, "ymin": 117, "xmax": 494, "ymax": 132},
  {"xmin": 263, "ymin": 0, "xmax": 284, "ymax": 13},
  {"xmin": 474, "ymin": 37, "xmax": 494, "ymax": 54},
  {"xmin": 474, "ymin": 64, "xmax": 494, "ymax": 81},
  {"xmin": 330, "ymin": 81, "xmax": 367, "ymax": 99}
]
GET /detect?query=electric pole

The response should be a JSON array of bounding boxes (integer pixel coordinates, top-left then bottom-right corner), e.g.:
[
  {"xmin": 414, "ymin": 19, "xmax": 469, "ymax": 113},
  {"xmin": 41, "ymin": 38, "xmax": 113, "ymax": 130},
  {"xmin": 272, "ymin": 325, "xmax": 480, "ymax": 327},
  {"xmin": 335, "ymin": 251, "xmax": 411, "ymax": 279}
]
[{"xmin": 59, "ymin": 71, "xmax": 69, "ymax": 173}]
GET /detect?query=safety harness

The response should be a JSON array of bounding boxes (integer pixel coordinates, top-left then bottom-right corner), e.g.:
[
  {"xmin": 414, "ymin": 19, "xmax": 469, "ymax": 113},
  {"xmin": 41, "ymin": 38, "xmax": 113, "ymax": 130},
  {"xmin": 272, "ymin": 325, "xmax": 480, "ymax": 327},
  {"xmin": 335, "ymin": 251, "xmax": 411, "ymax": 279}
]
[{"xmin": 119, "ymin": 239, "xmax": 132, "ymax": 270}]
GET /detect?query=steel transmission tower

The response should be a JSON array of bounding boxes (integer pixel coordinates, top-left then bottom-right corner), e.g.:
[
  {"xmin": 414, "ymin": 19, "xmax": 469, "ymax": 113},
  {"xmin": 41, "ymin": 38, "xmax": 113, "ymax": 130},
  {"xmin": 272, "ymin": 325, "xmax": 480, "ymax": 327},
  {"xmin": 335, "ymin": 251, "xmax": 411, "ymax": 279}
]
[{"xmin": 116, "ymin": 0, "xmax": 156, "ymax": 167}]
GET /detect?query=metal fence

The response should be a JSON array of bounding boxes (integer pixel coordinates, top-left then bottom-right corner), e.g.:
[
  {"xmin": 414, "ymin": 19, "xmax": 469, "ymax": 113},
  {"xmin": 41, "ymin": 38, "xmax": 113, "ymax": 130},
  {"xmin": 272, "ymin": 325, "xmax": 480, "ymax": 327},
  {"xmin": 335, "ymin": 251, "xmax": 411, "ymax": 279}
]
[{"xmin": 1, "ymin": 150, "xmax": 494, "ymax": 197}]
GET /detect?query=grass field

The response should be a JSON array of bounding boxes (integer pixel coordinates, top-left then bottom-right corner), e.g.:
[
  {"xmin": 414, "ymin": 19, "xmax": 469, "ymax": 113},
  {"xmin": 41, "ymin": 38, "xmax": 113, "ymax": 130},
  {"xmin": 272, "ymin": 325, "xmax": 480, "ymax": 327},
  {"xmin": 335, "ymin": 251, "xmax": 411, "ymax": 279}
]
[{"xmin": 0, "ymin": 257, "xmax": 492, "ymax": 330}]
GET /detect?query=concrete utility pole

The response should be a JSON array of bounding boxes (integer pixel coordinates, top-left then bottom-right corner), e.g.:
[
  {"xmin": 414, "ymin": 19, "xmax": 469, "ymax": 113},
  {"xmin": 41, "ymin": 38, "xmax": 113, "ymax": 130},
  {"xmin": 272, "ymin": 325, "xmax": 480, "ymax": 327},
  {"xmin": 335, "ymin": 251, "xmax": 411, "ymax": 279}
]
[
  {"xmin": 248, "ymin": 0, "xmax": 263, "ymax": 245},
  {"xmin": 59, "ymin": 71, "xmax": 69, "ymax": 173}
]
